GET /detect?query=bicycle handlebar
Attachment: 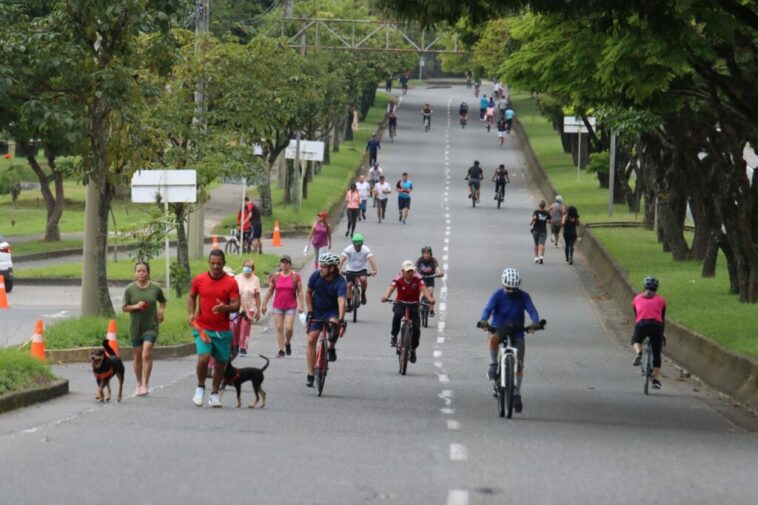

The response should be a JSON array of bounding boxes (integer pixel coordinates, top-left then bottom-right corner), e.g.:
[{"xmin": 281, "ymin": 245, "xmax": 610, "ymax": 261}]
[{"xmin": 477, "ymin": 319, "xmax": 547, "ymax": 335}]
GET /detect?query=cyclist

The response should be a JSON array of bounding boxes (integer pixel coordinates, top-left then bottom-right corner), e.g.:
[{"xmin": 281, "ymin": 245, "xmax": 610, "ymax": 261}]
[
  {"xmin": 466, "ymin": 160, "xmax": 484, "ymax": 203},
  {"xmin": 338, "ymin": 233, "xmax": 378, "ymax": 312},
  {"xmin": 632, "ymin": 276, "xmax": 667, "ymax": 389},
  {"xmin": 458, "ymin": 101, "xmax": 469, "ymax": 127},
  {"xmin": 387, "ymin": 110, "xmax": 398, "ymax": 140},
  {"xmin": 416, "ymin": 246, "xmax": 442, "ymax": 317},
  {"xmin": 474, "ymin": 79, "xmax": 481, "ymax": 97},
  {"xmin": 478, "ymin": 267, "xmax": 540, "ymax": 413},
  {"xmin": 421, "ymin": 103, "xmax": 433, "ymax": 130},
  {"xmin": 479, "ymin": 95, "xmax": 488, "ymax": 120},
  {"xmin": 305, "ymin": 252, "xmax": 347, "ymax": 387},
  {"xmin": 381, "ymin": 260, "xmax": 435, "ymax": 364},
  {"xmin": 492, "ymin": 164, "xmax": 510, "ymax": 201}
]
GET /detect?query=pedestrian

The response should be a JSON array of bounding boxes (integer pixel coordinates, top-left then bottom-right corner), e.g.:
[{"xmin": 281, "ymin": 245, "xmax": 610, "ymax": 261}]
[
  {"xmin": 122, "ymin": 261, "xmax": 166, "ymax": 397},
  {"xmin": 374, "ymin": 174, "xmax": 392, "ymax": 223},
  {"xmin": 366, "ymin": 133, "xmax": 381, "ymax": 167},
  {"xmin": 395, "ymin": 172, "xmax": 413, "ymax": 224},
  {"xmin": 368, "ymin": 163, "xmax": 383, "ymax": 207},
  {"xmin": 479, "ymin": 94, "xmax": 488, "ymax": 120},
  {"xmin": 385, "ymin": 76, "xmax": 393, "ymax": 93},
  {"xmin": 496, "ymin": 116, "xmax": 508, "ymax": 146},
  {"xmin": 548, "ymin": 195, "xmax": 566, "ymax": 247},
  {"xmin": 306, "ymin": 211, "xmax": 332, "ymax": 268},
  {"xmin": 188, "ymin": 250, "xmax": 240, "ymax": 408},
  {"xmin": 356, "ymin": 175, "xmax": 371, "ymax": 220},
  {"xmin": 504, "ymin": 106, "xmax": 515, "ymax": 132},
  {"xmin": 261, "ymin": 255, "xmax": 304, "ymax": 358},
  {"xmin": 345, "ymin": 183, "xmax": 361, "ymax": 237},
  {"xmin": 233, "ymin": 258, "xmax": 261, "ymax": 357},
  {"xmin": 562, "ymin": 206, "xmax": 580, "ymax": 265},
  {"xmin": 236, "ymin": 196, "xmax": 252, "ymax": 251},
  {"xmin": 248, "ymin": 198, "xmax": 263, "ymax": 254},
  {"xmin": 488, "ymin": 95, "xmax": 495, "ymax": 109},
  {"xmin": 530, "ymin": 200, "xmax": 551, "ymax": 264}
]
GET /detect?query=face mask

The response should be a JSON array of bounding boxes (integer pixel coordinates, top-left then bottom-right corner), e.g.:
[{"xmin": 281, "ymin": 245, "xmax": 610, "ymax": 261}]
[{"xmin": 242, "ymin": 266, "xmax": 252, "ymax": 274}]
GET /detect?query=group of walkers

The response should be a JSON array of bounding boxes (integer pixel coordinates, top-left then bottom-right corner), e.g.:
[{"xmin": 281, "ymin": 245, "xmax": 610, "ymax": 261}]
[{"xmin": 530, "ymin": 195, "xmax": 580, "ymax": 265}]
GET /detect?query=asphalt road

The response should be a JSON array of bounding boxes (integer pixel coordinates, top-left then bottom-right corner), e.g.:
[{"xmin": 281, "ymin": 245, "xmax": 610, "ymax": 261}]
[{"xmin": 1, "ymin": 86, "xmax": 756, "ymax": 505}]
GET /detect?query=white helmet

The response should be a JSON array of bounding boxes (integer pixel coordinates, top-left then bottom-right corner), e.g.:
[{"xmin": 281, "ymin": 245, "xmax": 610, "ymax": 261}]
[
  {"xmin": 318, "ymin": 252, "xmax": 340, "ymax": 266},
  {"xmin": 501, "ymin": 267, "xmax": 521, "ymax": 289}
]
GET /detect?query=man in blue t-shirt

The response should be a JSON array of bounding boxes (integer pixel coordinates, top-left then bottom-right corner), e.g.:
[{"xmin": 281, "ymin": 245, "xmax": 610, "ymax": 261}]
[
  {"xmin": 504, "ymin": 107, "xmax": 515, "ymax": 132},
  {"xmin": 305, "ymin": 252, "xmax": 347, "ymax": 387},
  {"xmin": 479, "ymin": 95, "xmax": 489, "ymax": 120},
  {"xmin": 395, "ymin": 172, "xmax": 413, "ymax": 224},
  {"xmin": 366, "ymin": 134, "xmax": 381, "ymax": 167}
]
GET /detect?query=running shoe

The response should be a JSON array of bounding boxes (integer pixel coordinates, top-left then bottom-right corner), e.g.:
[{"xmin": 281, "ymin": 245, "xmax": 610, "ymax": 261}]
[
  {"xmin": 328, "ymin": 348, "xmax": 337, "ymax": 362},
  {"xmin": 390, "ymin": 335, "xmax": 397, "ymax": 347},
  {"xmin": 134, "ymin": 384, "xmax": 143, "ymax": 396},
  {"xmin": 192, "ymin": 386, "xmax": 205, "ymax": 406},
  {"xmin": 306, "ymin": 374, "xmax": 314, "ymax": 387},
  {"xmin": 285, "ymin": 344, "xmax": 292, "ymax": 356},
  {"xmin": 652, "ymin": 380, "xmax": 662, "ymax": 390},
  {"xmin": 409, "ymin": 350, "xmax": 417, "ymax": 363},
  {"xmin": 430, "ymin": 310, "xmax": 435, "ymax": 317},
  {"xmin": 633, "ymin": 352, "xmax": 642, "ymax": 366},
  {"xmin": 239, "ymin": 349, "xmax": 247, "ymax": 357},
  {"xmin": 361, "ymin": 293, "xmax": 367, "ymax": 305},
  {"xmin": 208, "ymin": 393, "xmax": 222, "ymax": 408},
  {"xmin": 487, "ymin": 363, "xmax": 498, "ymax": 381},
  {"xmin": 513, "ymin": 395, "xmax": 523, "ymax": 413},
  {"xmin": 277, "ymin": 350, "xmax": 285, "ymax": 358}
]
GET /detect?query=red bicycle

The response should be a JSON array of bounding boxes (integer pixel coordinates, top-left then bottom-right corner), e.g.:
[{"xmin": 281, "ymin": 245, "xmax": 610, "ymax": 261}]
[
  {"xmin": 385, "ymin": 300, "xmax": 419, "ymax": 376},
  {"xmin": 310, "ymin": 318, "xmax": 346, "ymax": 396}
]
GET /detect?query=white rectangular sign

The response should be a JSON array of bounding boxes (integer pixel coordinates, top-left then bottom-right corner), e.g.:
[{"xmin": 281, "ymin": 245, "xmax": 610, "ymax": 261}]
[
  {"xmin": 131, "ymin": 169, "xmax": 197, "ymax": 203},
  {"xmin": 563, "ymin": 116, "xmax": 596, "ymax": 134},
  {"xmin": 285, "ymin": 140, "xmax": 324, "ymax": 162}
]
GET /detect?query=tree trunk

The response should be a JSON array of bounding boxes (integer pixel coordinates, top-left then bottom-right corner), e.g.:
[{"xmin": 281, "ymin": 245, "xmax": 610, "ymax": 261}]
[
  {"xmin": 688, "ymin": 193, "xmax": 709, "ymax": 261},
  {"xmin": 333, "ymin": 117, "xmax": 341, "ymax": 153},
  {"xmin": 283, "ymin": 159, "xmax": 293, "ymax": 205},
  {"xmin": 656, "ymin": 191, "xmax": 690, "ymax": 260},
  {"xmin": 26, "ymin": 149, "xmax": 65, "ymax": 241},
  {"xmin": 322, "ymin": 123, "xmax": 331, "ymax": 165},
  {"xmin": 344, "ymin": 108, "xmax": 354, "ymax": 141},
  {"xmin": 173, "ymin": 203, "xmax": 190, "ymax": 283}
]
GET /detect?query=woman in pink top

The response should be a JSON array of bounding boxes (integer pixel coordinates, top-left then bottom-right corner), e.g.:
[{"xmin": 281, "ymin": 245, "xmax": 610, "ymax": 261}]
[
  {"xmin": 307, "ymin": 211, "xmax": 332, "ymax": 268},
  {"xmin": 261, "ymin": 255, "xmax": 304, "ymax": 357},
  {"xmin": 233, "ymin": 258, "xmax": 261, "ymax": 357},
  {"xmin": 631, "ymin": 276, "xmax": 667, "ymax": 389},
  {"xmin": 345, "ymin": 183, "xmax": 361, "ymax": 237}
]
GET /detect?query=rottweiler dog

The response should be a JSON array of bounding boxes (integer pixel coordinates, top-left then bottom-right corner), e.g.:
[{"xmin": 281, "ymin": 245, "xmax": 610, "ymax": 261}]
[
  {"xmin": 221, "ymin": 355, "xmax": 269, "ymax": 408},
  {"xmin": 90, "ymin": 339, "xmax": 125, "ymax": 402}
]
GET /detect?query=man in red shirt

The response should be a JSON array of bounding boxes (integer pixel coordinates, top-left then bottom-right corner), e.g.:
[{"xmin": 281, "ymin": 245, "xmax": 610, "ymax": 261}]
[
  {"xmin": 237, "ymin": 197, "xmax": 253, "ymax": 249},
  {"xmin": 188, "ymin": 250, "xmax": 240, "ymax": 407},
  {"xmin": 381, "ymin": 260, "xmax": 435, "ymax": 363}
]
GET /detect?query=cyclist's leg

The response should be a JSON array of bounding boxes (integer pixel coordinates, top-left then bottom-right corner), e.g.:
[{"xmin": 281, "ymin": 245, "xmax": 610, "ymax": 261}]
[
  {"xmin": 359, "ymin": 273, "xmax": 368, "ymax": 299},
  {"xmin": 410, "ymin": 304, "xmax": 421, "ymax": 349},
  {"xmin": 513, "ymin": 336, "xmax": 526, "ymax": 393},
  {"xmin": 306, "ymin": 326, "xmax": 321, "ymax": 376},
  {"xmin": 327, "ymin": 319, "xmax": 340, "ymax": 349},
  {"xmin": 390, "ymin": 304, "xmax": 403, "ymax": 343},
  {"xmin": 475, "ymin": 182, "xmax": 481, "ymax": 201},
  {"xmin": 487, "ymin": 329, "xmax": 501, "ymax": 378},
  {"xmin": 345, "ymin": 273, "xmax": 355, "ymax": 306},
  {"xmin": 650, "ymin": 326, "xmax": 664, "ymax": 379}
]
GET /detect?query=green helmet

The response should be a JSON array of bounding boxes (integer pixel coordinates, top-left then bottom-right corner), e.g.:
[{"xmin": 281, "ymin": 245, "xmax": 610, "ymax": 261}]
[{"xmin": 352, "ymin": 233, "xmax": 364, "ymax": 244}]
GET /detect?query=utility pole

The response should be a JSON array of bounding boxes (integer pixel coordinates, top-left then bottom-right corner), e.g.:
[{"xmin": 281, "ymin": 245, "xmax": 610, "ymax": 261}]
[
  {"xmin": 292, "ymin": 14, "xmax": 305, "ymax": 211},
  {"xmin": 188, "ymin": 0, "xmax": 209, "ymax": 260}
]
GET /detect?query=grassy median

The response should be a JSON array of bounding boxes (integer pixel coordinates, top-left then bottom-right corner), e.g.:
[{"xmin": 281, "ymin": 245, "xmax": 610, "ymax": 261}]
[
  {"xmin": 513, "ymin": 93, "xmax": 758, "ymax": 359},
  {"xmin": 0, "ymin": 348, "xmax": 56, "ymax": 396}
]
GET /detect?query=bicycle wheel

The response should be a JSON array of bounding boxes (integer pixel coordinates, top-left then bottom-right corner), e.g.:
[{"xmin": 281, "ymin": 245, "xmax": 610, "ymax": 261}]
[
  {"xmin": 497, "ymin": 381, "xmax": 505, "ymax": 418},
  {"xmin": 352, "ymin": 286, "xmax": 360, "ymax": 323},
  {"xmin": 643, "ymin": 342, "xmax": 653, "ymax": 395},
  {"xmin": 398, "ymin": 324, "xmax": 410, "ymax": 375},
  {"xmin": 421, "ymin": 304, "xmax": 429, "ymax": 328},
  {"xmin": 315, "ymin": 339, "xmax": 327, "ymax": 396},
  {"xmin": 497, "ymin": 190, "xmax": 503, "ymax": 208},
  {"xmin": 472, "ymin": 190, "xmax": 476, "ymax": 208},
  {"xmin": 504, "ymin": 353, "xmax": 515, "ymax": 418},
  {"xmin": 224, "ymin": 240, "xmax": 239, "ymax": 255}
]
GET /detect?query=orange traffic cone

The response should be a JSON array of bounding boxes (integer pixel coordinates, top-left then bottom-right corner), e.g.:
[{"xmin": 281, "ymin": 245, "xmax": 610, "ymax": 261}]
[
  {"xmin": 0, "ymin": 276, "xmax": 8, "ymax": 309},
  {"xmin": 212, "ymin": 235, "xmax": 220, "ymax": 250},
  {"xmin": 105, "ymin": 319, "xmax": 119, "ymax": 356},
  {"xmin": 271, "ymin": 221, "xmax": 283, "ymax": 247},
  {"xmin": 30, "ymin": 320, "xmax": 46, "ymax": 361}
]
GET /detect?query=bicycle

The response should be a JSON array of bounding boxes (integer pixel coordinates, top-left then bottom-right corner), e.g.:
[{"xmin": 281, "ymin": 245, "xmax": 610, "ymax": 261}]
[
  {"xmin": 641, "ymin": 334, "xmax": 665, "ymax": 395},
  {"xmin": 384, "ymin": 300, "xmax": 421, "ymax": 376},
  {"xmin": 225, "ymin": 226, "xmax": 241, "ymax": 255},
  {"xmin": 478, "ymin": 319, "xmax": 546, "ymax": 418},
  {"xmin": 389, "ymin": 123, "xmax": 397, "ymax": 142},
  {"xmin": 467, "ymin": 180, "xmax": 480, "ymax": 208},
  {"xmin": 310, "ymin": 317, "xmax": 346, "ymax": 396},
  {"xmin": 344, "ymin": 272, "xmax": 374, "ymax": 323},
  {"xmin": 422, "ymin": 113, "xmax": 432, "ymax": 132},
  {"xmin": 420, "ymin": 274, "xmax": 444, "ymax": 328},
  {"xmin": 495, "ymin": 182, "xmax": 506, "ymax": 209},
  {"xmin": 460, "ymin": 114, "xmax": 467, "ymax": 129},
  {"xmin": 486, "ymin": 114, "xmax": 493, "ymax": 132}
]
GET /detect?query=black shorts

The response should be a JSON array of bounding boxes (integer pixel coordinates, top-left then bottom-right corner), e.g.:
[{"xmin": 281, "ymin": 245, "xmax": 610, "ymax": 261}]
[
  {"xmin": 422, "ymin": 276, "xmax": 435, "ymax": 288},
  {"xmin": 251, "ymin": 223, "xmax": 262, "ymax": 239},
  {"xmin": 345, "ymin": 269, "xmax": 368, "ymax": 283},
  {"xmin": 469, "ymin": 180, "xmax": 481, "ymax": 191},
  {"xmin": 398, "ymin": 197, "xmax": 411, "ymax": 210}
]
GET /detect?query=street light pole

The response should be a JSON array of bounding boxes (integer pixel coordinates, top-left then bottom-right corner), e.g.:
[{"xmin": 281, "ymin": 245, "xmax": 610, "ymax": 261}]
[{"xmin": 608, "ymin": 131, "xmax": 616, "ymax": 216}]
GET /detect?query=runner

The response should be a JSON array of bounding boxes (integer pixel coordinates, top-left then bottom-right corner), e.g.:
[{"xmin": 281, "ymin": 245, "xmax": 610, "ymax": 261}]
[
  {"xmin": 188, "ymin": 250, "xmax": 240, "ymax": 408},
  {"xmin": 374, "ymin": 174, "xmax": 392, "ymax": 223},
  {"xmin": 396, "ymin": 172, "xmax": 413, "ymax": 224},
  {"xmin": 368, "ymin": 163, "xmax": 383, "ymax": 207},
  {"xmin": 356, "ymin": 175, "xmax": 371, "ymax": 221},
  {"xmin": 306, "ymin": 211, "xmax": 332, "ymax": 269}
]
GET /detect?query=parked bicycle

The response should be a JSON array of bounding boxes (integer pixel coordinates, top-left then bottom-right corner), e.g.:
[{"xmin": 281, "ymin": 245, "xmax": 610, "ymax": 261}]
[
  {"xmin": 225, "ymin": 226, "xmax": 241, "ymax": 255},
  {"xmin": 478, "ymin": 319, "xmax": 546, "ymax": 418}
]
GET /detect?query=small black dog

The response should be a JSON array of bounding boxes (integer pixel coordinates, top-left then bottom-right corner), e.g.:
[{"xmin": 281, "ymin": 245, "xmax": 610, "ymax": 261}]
[
  {"xmin": 90, "ymin": 339, "xmax": 125, "ymax": 402},
  {"xmin": 221, "ymin": 355, "xmax": 269, "ymax": 408}
]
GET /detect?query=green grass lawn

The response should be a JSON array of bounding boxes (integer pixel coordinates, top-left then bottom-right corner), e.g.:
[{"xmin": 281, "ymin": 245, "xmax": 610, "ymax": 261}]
[
  {"xmin": 514, "ymin": 92, "xmax": 757, "ymax": 358},
  {"xmin": 214, "ymin": 93, "xmax": 391, "ymax": 235},
  {"xmin": 16, "ymin": 253, "xmax": 282, "ymax": 282},
  {"xmin": 0, "ymin": 348, "xmax": 56, "ymax": 396},
  {"xmin": 11, "ymin": 239, "xmax": 84, "ymax": 256}
]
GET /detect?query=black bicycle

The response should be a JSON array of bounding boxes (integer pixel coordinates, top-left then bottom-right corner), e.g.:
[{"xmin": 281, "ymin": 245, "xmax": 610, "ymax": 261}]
[
  {"xmin": 422, "ymin": 113, "xmax": 432, "ymax": 132},
  {"xmin": 420, "ymin": 274, "xmax": 443, "ymax": 328},
  {"xmin": 344, "ymin": 272, "xmax": 374, "ymax": 323},
  {"xmin": 495, "ymin": 183, "xmax": 506, "ymax": 208},
  {"xmin": 478, "ymin": 320, "xmax": 546, "ymax": 418}
]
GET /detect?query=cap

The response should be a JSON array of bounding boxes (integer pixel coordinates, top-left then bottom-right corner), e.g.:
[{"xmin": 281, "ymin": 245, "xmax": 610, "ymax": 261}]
[
  {"xmin": 401, "ymin": 260, "xmax": 416, "ymax": 271},
  {"xmin": 279, "ymin": 254, "xmax": 292, "ymax": 263}
]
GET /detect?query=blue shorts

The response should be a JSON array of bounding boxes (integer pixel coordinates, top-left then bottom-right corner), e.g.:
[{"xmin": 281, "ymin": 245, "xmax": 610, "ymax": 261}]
[
  {"xmin": 194, "ymin": 329, "xmax": 233, "ymax": 364},
  {"xmin": 398, "ymin": 197, "xmax": 411, "ymax": 210},
  {"xmin": 308, "ymin": 313, "xmax": 339, "ymax": 333}
]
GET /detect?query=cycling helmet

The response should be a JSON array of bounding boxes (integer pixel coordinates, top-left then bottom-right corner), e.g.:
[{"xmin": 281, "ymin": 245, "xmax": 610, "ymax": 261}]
[
  {"xmin": 421, "ymin": 246, "xmax": 432, "ymax": 254},
  {"xmin": 643, "ymin": 276, "xmax": 659, "ymax": 292},
  {"xmin": 401, "ymin": 260, "xmax": 416, "ymax": 271},
  {"xmin": 352, "ymin": 233, "xmax": 364, "ymax": 244},
  {"xmin": 318, "ymin": 252, "xmax": 340, "ymax": 266},
  {"xmin": 501, "ymin": 267, "xmax": 521, "ymax": 289}
]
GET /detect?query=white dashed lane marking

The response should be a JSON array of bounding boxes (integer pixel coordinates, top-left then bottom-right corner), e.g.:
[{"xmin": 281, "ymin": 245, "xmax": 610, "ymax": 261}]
[
  {"xmin": 449, "ymin": 444, "xmax": 468, "ymax": 461},
  {"xmin": 447, "ymin": 490, "xmax": 469, "ymax": 505},
  {"xmin": 447, "ymin": 420, "xmax": 461, "ymax": 430}
]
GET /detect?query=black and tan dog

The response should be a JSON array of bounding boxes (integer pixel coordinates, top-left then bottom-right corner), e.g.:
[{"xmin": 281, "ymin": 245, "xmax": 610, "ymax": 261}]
[
  {"xmin": 221, "ymin": 355, "xmax": 269, "ymax": 408},
  {"xmin": 90, "ymin": 339, "xmax": 125, "ymax": 402}
]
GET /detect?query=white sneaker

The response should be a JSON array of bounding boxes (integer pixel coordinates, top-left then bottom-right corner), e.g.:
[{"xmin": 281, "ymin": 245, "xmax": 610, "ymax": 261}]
[
  {"xmin": 534, "ymin": 257, "xmax": 539, "ymax": 263},
  {"xmin": 208, "ymin": 393, "xmax": 222, "ymax": 408},
  {"xmin": 192, "ymin": 387, "xmax": 205, "ymax": 406}
]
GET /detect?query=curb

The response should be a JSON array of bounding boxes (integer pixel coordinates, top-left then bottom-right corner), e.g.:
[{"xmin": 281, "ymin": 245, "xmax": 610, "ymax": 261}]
[
  {"xmin": 0, "ymin": 379, "xmax": 69, "ymax": 414},
  {"xmin": 516, "ymin": 120, "xmax": 758, "ymax": 411}
]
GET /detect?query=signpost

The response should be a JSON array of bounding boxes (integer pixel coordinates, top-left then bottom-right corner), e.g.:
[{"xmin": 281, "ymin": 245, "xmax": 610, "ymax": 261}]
[
  {"xmin": 563, "ymin": 116, "xmax": 596, "ymax": 179},
  {"xmin": 285, "ymin": 140, "xmax": 325, "ymax": 211},
  {"xmin": 131, "ymin": 170, "xmax": 197, "ymax": 293}
]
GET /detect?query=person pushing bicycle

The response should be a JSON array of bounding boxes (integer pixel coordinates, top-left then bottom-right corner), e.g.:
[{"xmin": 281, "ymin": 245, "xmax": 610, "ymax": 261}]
[
  {"xmin": 631, "ymin": 276, "xmax": 667, "ymax": 390},
  {"xmin": 477, "ymin": 268, "xmax": 540, "ymax": 413},
  {"xmin": 381, "ymin": 260, "xmax": 435, "ymax": 364},
  {"xmin": 305, "ymin": 253, "xmax": 347, "ymax": 388}
]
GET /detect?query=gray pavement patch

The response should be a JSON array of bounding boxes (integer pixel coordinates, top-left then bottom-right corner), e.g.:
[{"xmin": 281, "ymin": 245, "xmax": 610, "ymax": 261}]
[{"xmin": 0, "ymin": 379, "xmax": 69, "ymax": 414}]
